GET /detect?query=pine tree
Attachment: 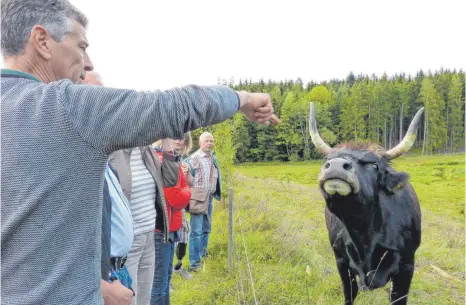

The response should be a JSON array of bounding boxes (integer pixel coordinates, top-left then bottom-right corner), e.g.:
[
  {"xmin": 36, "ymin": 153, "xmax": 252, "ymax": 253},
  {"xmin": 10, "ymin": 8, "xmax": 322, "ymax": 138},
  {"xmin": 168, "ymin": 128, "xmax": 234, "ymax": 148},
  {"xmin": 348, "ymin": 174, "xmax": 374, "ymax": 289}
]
[
  {"xmin": 419, "ymin": 78, "xmax": 447, "ymax": 154},
  {"xmin": 447, "ymin": 73, "xmax": 465, "ymax": 152}
]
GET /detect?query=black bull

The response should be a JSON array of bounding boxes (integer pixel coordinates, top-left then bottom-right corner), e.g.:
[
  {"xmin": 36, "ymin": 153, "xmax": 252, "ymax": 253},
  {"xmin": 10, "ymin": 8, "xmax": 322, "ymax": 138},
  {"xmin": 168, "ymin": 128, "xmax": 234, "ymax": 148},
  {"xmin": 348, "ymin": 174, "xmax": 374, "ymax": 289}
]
[{"xmin": 309, "ymin": 103, "xmax": 424, "ymax": 305}]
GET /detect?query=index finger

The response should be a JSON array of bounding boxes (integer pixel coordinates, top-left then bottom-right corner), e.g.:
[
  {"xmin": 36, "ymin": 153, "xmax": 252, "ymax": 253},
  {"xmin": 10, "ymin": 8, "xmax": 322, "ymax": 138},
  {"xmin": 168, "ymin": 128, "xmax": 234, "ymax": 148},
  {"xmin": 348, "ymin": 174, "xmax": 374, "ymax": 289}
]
[{"xmin": 270, "ymin": 114, "xmax": 280, "ymax": 124}]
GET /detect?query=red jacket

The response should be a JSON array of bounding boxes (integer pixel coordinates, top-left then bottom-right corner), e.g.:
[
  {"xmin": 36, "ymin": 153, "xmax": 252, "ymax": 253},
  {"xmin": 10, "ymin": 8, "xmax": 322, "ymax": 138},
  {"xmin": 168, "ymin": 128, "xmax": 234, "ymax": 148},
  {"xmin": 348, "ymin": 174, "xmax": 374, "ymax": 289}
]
[{"xmin": 156, "ymin": 150, "xmax": 191, "ymax": 232}]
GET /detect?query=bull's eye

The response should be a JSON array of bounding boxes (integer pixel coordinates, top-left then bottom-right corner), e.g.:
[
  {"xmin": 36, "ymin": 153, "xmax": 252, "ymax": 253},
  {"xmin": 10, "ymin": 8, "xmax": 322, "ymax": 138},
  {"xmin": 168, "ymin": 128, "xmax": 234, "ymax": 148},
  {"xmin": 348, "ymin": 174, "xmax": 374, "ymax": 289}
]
[{"xmin": 365, "ymin": 163, "xmax": 378, "ymax": 170}]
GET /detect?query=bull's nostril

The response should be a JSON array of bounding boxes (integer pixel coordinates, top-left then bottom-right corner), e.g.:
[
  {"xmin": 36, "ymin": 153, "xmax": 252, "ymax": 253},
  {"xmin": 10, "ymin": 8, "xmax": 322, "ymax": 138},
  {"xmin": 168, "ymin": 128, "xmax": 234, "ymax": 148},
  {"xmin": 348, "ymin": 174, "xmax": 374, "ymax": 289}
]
[
  {"xmin": 325, "ymin": 162, "xmax": 330, "ymax": 169},
  {"xmin": 343, "ymin": 163, "xmax": 352, "ymax": 170}
]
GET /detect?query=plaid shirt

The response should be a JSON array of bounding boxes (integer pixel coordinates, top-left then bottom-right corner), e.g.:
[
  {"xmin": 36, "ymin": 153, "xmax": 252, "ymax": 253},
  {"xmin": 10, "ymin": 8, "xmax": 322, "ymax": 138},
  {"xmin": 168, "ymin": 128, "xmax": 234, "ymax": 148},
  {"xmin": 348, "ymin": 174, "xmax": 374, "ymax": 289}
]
[{"xmin": 187, "ymin": 149, "xmax": 218, "ymax": 194}]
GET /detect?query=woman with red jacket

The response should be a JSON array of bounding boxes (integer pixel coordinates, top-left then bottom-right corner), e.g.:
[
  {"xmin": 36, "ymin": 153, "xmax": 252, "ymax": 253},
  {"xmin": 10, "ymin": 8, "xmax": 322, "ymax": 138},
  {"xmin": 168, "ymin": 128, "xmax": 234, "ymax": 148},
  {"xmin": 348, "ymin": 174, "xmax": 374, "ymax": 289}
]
[{"xmin": 150, "ymin": 133, "xmax": 192, "ymax": 305}]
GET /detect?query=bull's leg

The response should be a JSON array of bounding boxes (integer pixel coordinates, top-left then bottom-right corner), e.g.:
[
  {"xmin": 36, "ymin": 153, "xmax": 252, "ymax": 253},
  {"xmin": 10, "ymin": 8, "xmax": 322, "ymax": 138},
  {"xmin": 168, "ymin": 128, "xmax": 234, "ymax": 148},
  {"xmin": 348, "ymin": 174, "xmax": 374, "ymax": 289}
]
[
  {"xmin": 390, "ymin": 261, "xmax": 414, "ymax": 305},
  {"xmin": 335, "ymin": 257, "xmax": 358, "ymax": 305}
]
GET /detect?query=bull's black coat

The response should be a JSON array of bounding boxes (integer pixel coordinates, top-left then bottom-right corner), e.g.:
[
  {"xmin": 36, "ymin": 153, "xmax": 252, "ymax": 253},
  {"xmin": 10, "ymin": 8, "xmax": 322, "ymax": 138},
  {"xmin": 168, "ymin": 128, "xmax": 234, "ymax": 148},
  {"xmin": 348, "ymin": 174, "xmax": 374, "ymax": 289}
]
[{"xmin": 320, "ymin": 144, "xmax": 421, "ymax": 305}]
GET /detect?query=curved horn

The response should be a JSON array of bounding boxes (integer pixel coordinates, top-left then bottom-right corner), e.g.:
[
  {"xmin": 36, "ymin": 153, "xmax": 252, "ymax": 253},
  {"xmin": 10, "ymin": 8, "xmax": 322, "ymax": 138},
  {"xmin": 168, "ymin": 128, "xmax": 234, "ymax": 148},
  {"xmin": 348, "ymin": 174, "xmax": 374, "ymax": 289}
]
[
  {"xmin": 385, "ymin": 107, "xmax": 425, "ymax": 160},
  {"xmin": 309, "ymin": 102, "xmax": 333, "ymax": 155}
]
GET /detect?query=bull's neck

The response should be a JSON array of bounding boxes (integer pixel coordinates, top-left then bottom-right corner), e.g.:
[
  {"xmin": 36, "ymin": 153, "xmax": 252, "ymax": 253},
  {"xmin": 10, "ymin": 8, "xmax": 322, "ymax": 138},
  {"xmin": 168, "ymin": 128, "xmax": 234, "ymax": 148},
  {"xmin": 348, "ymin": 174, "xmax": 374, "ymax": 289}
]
[{"xmin": 327, "ymin": 195, "xmax": 383, "ymax": 241}]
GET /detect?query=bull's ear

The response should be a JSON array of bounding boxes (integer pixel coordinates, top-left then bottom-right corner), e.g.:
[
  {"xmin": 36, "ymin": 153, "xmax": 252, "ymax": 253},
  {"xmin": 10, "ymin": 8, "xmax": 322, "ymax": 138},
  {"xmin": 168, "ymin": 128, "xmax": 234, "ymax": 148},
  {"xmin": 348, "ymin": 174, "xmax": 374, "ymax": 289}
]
[{"xmin": 383, "ymin": 167, "xmax": 409, "ymax": 193}]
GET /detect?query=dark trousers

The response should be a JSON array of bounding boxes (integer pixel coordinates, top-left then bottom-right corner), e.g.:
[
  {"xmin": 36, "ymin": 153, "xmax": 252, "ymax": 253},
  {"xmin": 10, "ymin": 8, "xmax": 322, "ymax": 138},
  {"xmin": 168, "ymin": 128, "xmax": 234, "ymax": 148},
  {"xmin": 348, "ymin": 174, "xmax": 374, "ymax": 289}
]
[
  {"xmin": 150, "ymin": 231, "xmax": 175, "ymax": 305},
  {"xmin": 174, "ymin": 242, "xmax": 187, "ymax": 270}
]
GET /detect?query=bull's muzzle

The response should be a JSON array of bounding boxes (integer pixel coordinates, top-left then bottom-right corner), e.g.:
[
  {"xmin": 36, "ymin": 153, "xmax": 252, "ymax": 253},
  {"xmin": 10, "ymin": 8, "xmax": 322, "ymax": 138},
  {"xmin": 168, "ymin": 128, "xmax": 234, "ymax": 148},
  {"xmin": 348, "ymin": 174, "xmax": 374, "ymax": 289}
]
[{"xmin": 319, "ymin": 158, "xmax": 360, "ymax": 196}]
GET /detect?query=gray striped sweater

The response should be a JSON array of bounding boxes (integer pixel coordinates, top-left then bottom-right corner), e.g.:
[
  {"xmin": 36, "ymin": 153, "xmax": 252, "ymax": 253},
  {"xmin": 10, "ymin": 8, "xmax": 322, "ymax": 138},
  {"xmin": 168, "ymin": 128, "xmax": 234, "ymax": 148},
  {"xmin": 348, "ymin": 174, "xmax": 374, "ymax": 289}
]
[{"xmin": 0, "ymin": 70, "xmax": 238, "ymax": 305}]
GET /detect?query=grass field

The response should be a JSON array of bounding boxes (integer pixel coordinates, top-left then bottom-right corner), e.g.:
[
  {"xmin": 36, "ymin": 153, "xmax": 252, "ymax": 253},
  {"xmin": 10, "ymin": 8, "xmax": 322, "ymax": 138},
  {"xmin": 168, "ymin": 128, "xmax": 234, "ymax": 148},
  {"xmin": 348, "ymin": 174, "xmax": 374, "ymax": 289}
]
[{"xmin": 171, "ymin": 154, "xmax": 465, "ymax": 305}]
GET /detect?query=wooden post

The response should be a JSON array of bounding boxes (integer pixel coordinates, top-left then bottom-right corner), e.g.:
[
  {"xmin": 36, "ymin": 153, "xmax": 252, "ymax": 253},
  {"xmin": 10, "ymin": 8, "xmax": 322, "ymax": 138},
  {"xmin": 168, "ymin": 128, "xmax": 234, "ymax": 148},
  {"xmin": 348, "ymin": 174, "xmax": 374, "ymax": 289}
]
[
  {"xmin": 221, "ymin": 197, "xmax": 225, "ymax": 209},
  {"xmin": 228, "ymin": 187, "xmax": 233, "ymax": 271}
]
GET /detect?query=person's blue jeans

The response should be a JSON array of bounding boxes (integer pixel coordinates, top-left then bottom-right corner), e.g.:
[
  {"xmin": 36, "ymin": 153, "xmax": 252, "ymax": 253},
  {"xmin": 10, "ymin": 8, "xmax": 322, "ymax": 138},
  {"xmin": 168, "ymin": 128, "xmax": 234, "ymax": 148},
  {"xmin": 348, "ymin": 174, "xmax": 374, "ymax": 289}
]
[
  {"xmin": 189, "ymin": 196, "xmax": 212, "ymax": 269},
  {"xmin": 109, "ymin": 265, "xmax": 133, "ymax": 292},
  {"xmin": 150, "ymin": 231, "xmax": 175, "ymax": 305}
]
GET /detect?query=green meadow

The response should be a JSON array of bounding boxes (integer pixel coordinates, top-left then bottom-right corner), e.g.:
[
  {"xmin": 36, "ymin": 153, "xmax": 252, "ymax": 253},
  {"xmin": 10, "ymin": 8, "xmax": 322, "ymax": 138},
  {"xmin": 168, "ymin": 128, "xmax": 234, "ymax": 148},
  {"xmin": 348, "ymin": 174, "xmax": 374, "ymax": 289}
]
[{"xmin": 171, "ymin": 154, "xmax": 465, "ymax": 305}]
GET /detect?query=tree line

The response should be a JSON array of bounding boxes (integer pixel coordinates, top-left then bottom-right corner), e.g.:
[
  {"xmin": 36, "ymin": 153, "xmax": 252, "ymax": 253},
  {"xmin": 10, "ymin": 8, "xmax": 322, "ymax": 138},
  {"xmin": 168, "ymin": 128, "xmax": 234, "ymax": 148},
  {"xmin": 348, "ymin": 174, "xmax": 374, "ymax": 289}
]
[{"xmin": 204, "ymin": 69, "xmax": 464, "ymax": 164}]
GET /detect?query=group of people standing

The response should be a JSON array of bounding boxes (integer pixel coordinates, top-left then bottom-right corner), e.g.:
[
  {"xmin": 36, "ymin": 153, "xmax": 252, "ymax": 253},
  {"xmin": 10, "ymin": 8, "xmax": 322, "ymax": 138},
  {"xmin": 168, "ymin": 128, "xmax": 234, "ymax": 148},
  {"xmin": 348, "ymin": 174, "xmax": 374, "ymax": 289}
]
[
  {"xmin": 87, "ymin": 70, "xmax": 223, "ymax": 305},
  {"xmin": 1, "ymin": 1, "xmax": 279, "ymax": 305}
]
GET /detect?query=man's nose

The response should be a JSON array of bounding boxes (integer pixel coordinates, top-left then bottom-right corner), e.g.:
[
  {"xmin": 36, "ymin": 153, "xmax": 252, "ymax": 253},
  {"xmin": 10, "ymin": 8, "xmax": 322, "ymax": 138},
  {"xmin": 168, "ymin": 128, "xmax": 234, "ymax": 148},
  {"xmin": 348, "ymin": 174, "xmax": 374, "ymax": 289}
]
[{"xmin": 84, "ymin": 53, "xmax": 94, "ymax": 72}]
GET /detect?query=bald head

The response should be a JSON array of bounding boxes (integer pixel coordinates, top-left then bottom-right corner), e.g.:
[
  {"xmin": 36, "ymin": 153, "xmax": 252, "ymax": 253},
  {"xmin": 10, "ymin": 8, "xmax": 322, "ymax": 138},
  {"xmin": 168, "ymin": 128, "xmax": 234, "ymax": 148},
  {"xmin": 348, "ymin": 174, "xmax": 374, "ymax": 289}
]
[
  {"xmin": 199, "ymin": 132, "xmax": 214, "ymax": 153},
  {"xmin": 82, "ymin": 71, "xmax": 103, "ymax": 86}
]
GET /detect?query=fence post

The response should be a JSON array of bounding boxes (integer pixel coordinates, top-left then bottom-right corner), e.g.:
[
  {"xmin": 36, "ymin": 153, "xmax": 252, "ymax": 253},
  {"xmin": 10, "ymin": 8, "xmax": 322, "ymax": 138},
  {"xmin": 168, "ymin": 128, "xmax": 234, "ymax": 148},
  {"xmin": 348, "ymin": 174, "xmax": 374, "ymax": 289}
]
[{"xmin": 228, "ymin": 187, "xmax": 234, "ymax": 271}]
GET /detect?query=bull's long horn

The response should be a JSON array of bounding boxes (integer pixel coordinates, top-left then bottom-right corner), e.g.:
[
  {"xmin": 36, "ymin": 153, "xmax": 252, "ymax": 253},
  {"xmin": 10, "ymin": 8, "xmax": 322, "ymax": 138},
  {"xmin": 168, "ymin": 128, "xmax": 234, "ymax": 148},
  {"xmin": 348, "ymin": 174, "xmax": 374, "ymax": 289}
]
[
  {"xmin": 385, "ymin": 107, "xmax": 425, "ymax": 160},
  {"xmin": 309, "ymin": 102, "xmax": 333, "ymax": 155}
]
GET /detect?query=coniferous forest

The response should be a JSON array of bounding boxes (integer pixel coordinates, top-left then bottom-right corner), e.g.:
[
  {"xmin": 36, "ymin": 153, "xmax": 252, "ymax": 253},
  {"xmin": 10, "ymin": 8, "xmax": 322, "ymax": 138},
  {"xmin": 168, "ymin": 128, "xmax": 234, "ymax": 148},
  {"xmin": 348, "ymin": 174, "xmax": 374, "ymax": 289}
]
[{"xmin": 206, "ymin": 69, "xmax": 465, "ymax": 163}]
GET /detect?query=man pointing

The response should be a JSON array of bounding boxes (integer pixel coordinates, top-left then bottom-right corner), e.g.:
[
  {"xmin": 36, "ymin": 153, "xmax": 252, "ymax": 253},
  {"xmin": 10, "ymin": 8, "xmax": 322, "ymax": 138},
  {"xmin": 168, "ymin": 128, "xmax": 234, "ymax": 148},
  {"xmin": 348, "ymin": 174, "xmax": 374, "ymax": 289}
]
[{"xmin": 0, "ymin": 1, "xmax": 279, "ymax": 305}]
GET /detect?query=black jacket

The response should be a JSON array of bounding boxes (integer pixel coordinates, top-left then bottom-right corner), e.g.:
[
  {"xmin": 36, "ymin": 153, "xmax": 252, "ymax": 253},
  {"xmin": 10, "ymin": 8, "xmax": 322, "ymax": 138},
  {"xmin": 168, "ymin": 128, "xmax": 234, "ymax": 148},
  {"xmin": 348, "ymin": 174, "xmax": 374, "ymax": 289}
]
[{"xmin": 101, "ymin": 164, "xmax": 118, "ymax": 281}]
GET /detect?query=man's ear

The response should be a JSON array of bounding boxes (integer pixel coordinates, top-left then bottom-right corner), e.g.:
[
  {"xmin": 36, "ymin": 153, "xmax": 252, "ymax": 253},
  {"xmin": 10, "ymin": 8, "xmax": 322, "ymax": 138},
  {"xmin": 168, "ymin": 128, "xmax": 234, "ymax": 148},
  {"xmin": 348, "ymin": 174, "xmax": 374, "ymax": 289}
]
[
  {"xmin": 30, "ymin": 25, "xmax": 53, "ymax": 60},
  {"xmin": 383, "ymin": 167, "xmax": 409, "ymax": 193}
]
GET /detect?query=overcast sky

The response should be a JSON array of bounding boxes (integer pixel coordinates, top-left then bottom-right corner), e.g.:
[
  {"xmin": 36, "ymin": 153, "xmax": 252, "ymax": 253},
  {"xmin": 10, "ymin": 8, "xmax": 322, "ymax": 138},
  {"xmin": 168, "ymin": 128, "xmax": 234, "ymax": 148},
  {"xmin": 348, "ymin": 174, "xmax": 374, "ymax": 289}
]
[{"xmin": 4, "ymin": 0, "xmax": 465, "ymax": 90}]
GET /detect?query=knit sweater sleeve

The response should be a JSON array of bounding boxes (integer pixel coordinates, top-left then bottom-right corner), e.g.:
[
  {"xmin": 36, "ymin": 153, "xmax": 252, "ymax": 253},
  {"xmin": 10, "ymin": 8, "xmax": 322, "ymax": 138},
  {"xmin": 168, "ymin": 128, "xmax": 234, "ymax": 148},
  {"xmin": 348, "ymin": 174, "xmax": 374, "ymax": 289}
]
[{"xmin": 56, "ymin": 80, "xmax": 239, "ymax": 154}]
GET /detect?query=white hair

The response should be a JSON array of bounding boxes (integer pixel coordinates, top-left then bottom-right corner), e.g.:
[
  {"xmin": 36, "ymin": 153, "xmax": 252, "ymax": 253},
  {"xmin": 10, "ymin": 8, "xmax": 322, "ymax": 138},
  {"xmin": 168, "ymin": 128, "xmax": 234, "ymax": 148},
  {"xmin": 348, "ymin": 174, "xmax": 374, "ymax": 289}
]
[{"xmin": 199, "ymin": 132, "xmax": 214, "ymax": 142}]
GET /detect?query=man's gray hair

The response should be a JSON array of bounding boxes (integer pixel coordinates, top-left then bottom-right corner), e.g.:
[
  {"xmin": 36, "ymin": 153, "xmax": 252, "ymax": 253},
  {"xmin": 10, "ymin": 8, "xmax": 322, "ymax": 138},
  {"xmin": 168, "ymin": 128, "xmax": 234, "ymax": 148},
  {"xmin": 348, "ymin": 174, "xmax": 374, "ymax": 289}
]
[
  {"xmin": 199, "ymin": 132, "xmax": 214, "ymax": 142},
  {"xmin": 1, "ymin": 0, "xmax": 88, "ymax": 57}
]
